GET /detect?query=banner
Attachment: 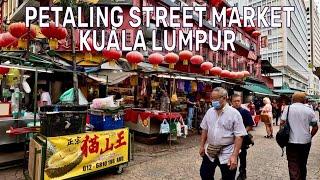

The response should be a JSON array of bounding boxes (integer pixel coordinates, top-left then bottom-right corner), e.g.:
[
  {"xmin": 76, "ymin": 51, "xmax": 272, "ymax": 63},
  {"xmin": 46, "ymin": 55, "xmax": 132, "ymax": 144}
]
[{"xmin": 44, "ymin": 128, "xmax": 129, "ymax": 180}]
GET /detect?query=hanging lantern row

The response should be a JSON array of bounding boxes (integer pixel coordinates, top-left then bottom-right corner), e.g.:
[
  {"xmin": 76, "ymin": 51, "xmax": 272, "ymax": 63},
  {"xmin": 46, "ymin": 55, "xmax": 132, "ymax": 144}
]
[
  {"xmin": 190, "ymin": 55, "xmax": 204, "ymax": 65},
  {"xmin": 8, "ymin": 22, "xmax": 36, "ymax": 49},
  {"xmin": 126, "ymin": 51, "xmax": 144, "ymax": 70},
  {"xmin": 179, "ymin": 50, "xmax": 193, "ymax": 65},
  {"xmin": 201, "ymin": 62, "xmax": 214, "ymax": 75},
  {"xmin": 102, "ymin": 48, "xmax": 122, "ymax": 67},
  {"xmin": 165, "ymin": 53, "xmax": 179, "ymax": 69},
  {"xmin": 41, "ymin": 21, "xmax": 68, "ymax": 50},
  {"xmin": 0, "ymin": 32, "xmax": 18, "ymax": 50},
  {"xmin": 148, "ymin": 53, "xmax": 164, "ymax": 70},
  {"xmin": 211, "ymin": 68, "xmax": 249, "ymax": 80}
]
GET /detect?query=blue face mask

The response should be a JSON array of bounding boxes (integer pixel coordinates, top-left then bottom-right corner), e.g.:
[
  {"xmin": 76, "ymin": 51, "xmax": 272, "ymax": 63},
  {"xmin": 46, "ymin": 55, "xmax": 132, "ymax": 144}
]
[{"xmin": 212, "ymin": 101, "xmax": 221, "ymax": 109}]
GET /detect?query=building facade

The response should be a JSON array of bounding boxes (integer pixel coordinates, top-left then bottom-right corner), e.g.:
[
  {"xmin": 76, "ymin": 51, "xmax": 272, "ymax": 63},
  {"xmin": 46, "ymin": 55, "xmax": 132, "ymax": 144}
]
[
  {"xmin": 305, "ymin": 0, "xmax": 320, "ymax": 95},
  {"xmin": 239, "ymin": 0, "xmax": 310, "ymax": 92}
]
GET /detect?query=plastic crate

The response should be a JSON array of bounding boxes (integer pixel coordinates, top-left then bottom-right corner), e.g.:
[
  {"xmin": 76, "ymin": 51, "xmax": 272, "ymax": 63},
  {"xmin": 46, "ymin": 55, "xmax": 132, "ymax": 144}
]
[
  {"xmin": 40, "ymin": 105, "xmax": 87, "ymax": 137},
  {"xmin": 89, "ymin": 113, "xmax": 124, "ymax": 131}
]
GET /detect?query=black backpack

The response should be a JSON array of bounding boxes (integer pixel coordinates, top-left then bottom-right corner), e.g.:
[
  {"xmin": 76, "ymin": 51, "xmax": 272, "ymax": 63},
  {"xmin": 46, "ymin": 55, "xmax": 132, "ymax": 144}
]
[{"xmin": 276, "ymin": 106, "xmax": 290, "ymax": 156}]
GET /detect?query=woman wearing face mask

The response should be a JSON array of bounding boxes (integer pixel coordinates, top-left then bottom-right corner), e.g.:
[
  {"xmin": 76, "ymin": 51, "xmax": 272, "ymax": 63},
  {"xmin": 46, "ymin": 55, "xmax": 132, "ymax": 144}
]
[{"xmin": 261, "ymin": 97, "xmax": 273, "ymax": 138}]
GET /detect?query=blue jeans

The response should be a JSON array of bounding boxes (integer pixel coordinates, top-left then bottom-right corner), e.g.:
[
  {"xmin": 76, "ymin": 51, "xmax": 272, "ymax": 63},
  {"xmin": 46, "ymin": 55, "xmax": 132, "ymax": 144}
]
[{"xmin": 187, "ymin": 107, "xmax": 194, "ymax": 128}]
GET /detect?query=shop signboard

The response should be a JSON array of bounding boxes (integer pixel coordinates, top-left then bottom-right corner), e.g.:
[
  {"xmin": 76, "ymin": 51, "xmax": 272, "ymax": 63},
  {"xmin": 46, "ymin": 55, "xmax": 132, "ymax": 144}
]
[{"xmin": 44, "ymin": 128, "xmax": 129, "ymax": 180}]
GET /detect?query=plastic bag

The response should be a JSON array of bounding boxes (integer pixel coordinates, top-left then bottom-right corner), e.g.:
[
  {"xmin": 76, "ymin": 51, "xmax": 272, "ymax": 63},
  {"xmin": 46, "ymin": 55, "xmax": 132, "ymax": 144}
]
[
  {"xmin": 91, "ymin": 96, "xmax": 117, "ymax": 109},
  {"xmin": 176, "ymin": 121, "xmax": 182, "ymax": 137},
  {"xmin": 59, "ymin": 88, "xmax": 88, "ymax": 105},
  {"xmin": 160, "ymin": 119, "xmax": 170, "ymax": 134}
]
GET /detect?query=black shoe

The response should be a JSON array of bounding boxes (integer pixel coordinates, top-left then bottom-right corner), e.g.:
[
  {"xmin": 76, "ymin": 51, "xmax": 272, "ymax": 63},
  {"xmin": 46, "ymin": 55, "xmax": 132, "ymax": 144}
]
[{"xmin": 237, "ymin": 173, "xmax": 247, "ymax": 180}]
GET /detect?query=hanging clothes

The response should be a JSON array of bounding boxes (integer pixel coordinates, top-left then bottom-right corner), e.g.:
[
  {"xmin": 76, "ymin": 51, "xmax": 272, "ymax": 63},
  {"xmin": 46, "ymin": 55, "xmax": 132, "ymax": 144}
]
[
  {"xmin": 191, "ymin": 81, "xmax": 197, "ymax": 92},
  {"xmin": 184, "ymin": 81, "xmax": 191, "ymax": 93}
]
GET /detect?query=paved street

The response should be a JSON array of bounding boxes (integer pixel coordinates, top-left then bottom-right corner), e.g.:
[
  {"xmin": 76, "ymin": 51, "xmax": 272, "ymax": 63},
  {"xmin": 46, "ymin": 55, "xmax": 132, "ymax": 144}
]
[{"xmin": 1, "ymin": 123, "xmax": 320, "ymax": 180}]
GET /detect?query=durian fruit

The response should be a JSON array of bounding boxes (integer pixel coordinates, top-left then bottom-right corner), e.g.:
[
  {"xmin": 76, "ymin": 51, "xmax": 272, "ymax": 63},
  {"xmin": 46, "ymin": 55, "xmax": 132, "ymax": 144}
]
[{"xmin": 45, "ymin": 146, "xmax": 83, "ymax": 178}]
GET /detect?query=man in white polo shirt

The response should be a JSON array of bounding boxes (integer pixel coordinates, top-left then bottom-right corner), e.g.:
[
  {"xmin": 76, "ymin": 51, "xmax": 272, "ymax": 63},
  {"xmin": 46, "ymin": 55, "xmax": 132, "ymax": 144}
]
[
  {"xmin": 280, "ymin": 92, "xmax": 318, "ymax": 180},
  {"xmin": 199, "ymin": 87, "xmax": 247, "ymax": 180}
]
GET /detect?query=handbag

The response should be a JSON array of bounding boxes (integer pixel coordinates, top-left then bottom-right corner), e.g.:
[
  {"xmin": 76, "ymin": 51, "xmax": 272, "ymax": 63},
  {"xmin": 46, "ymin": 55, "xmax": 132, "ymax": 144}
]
[
  {"xmin": 276, "ymin": 106, "xmax": 290, "ymax": 156},
  {"xmin": 260, "ymin": 114, "xmax": 270, "ymax": 124}
]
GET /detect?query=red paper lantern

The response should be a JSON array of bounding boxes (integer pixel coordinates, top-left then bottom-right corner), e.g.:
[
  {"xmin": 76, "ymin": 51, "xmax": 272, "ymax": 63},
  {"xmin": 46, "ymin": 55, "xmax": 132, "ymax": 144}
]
[
  {"xmin": 179, "ymin": 50, "xmax": 193, "ymax": 65},
  {"xmin": 229, "ymin": 72, "xmax": 237, "ymax": 79},
  {"xmin": 201, "ymin": 62, "xmax": 213, "ymax": 75},
  {"xmin": 210, "ymin": 67, "xmax": 222, "ymax": 76},
  {"xmin": 243, "ymin": 71, "xmax": 250, "ymax": 77},
  {"xmin": 226, "ymin": 8, "xmax": 233, "ymax": 17},
  {"xmin": 252, "ymin": 31, "xmax": 261, "ymax": 38},
  {"xmin": 190, "ymin": 55, "xmax": 204, "ymax": 65},
  {"xmin": 220, "ymin": 70, "xmax": 231, "ymax": 78},
  {"xmin": 126, "ymin": 51, "xmax": 144, "ymax": 70},
  {"xmin": 1, "ymin": 32, "xmax": 18, "ymax": 49},
  {"xmin": 236, "ymin": 71, "xmax": 244, "ymax": 79},
  {"xmin": 8, "ymin": 22, "xmax": 37, "ymax": 49},
  {"xmin": 165, "ymin": 53, "xmax": 179, "ymax": 69},
  {"xmin": 0, "ymin": 67, "xmax": 9, "ymax": 75},
  {"xmin": 102, "ymin": 48, "xmax": 122, "ymax": 66},
  {"xmin": 41, "ymin": 22, "xmax": 68, "ymax": 50},
  {"xmin": 148, "ymin": 53, "xmax": 164, "ymax": 70}
]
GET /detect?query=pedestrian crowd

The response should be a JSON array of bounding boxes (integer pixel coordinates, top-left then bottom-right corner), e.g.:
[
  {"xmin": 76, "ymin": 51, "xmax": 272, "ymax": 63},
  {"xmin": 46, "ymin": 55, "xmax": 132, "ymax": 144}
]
[{"xmin": 197, "ymin": 87, "xmax": 319, "ymax": 180}]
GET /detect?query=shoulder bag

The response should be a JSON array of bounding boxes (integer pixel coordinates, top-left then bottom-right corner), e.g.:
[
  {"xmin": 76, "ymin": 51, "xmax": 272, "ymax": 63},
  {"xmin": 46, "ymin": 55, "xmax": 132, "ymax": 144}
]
[{"xmin": 276, "ymin": 105, "xmax": 290, "ymax": 156}]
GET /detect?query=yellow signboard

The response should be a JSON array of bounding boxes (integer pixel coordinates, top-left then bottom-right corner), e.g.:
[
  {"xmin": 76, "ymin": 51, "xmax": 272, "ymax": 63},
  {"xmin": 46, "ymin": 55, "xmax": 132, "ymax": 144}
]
[{"xmin": 44, "ymin": 128, "xmax": 129, "ymax": 180}]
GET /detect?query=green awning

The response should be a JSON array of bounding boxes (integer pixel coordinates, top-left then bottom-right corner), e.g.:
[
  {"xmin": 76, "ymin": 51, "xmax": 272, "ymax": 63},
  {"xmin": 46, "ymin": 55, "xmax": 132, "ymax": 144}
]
[
  {"xmin": 273, "ymin": 83, "xmax": 296, "ymax": 94},
  {"xmin": 242, "ymin": 82, "xmax": 278, "ymax": 97}
]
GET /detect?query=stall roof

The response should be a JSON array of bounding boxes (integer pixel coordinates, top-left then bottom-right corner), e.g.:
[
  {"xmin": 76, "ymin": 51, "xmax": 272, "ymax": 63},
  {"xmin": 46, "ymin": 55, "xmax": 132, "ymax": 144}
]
[
  {"xmin": 242, "ymin": 82, "xmax": 278, "ymax": 97},
  {"xmin": 273, "ymin": 84, "xmax": 296, "ymax": 94},
  {"xmin": 261, "ymin": 60, "xmax": 281, "ymax": 74}
]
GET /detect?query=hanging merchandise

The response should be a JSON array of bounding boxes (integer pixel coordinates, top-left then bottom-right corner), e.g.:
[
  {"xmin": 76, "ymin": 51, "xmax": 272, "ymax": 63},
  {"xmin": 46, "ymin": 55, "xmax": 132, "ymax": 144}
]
[
  {"xmin": 184, "ymin": 81, "xmax": 191, "ymax": 93},
  {"xmin": 169, "ymin": 121, "xmax": 178, "ymax": 141},
  {"xmin": 160, "ymin": 119, "xmax": 170, "ymax": 134},
  {"xmin": 0, "ymin": 67, "xmax": 9, "ymax": 75},
  {"xmin": 140, "ymin": 78, "xmax": 147, "ymax": 96},
  {"xmin": 198, "ymin": 82, "xmax": 205, "ymax": 92},
  {"xmin": 130, "ymin": 75, "xmax": 139, "ymax": 86},
  {"xmin": 22, "ymin": 77, "xmax": 31, "ymax": 93},
  {"xmin": 6, "ymin": 68, "xmax": 20, "ymax": 86},
  {"xmin": 191, "ymin": 81, "xmax": 198, "ymax": 92},
  {"xmin": 171, "ymin": 78, "xmax": 178, "ymax": 103},
  {"xmin": 176, "ymin": 120, "xmax": 182, "ymax": 137}
]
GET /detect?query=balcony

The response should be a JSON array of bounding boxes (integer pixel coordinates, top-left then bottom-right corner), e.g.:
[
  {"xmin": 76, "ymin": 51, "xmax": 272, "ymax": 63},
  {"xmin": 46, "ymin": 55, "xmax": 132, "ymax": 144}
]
[{"xmin": 8, "ymin": 0, "xmax": 39, "ymax": 22}]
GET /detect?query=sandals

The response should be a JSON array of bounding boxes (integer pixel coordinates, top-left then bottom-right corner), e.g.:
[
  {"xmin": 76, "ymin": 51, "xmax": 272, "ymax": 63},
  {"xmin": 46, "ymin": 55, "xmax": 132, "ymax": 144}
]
[{"xmin": 264, "ymin": 135, "xmax": 274, "ymax": 139}]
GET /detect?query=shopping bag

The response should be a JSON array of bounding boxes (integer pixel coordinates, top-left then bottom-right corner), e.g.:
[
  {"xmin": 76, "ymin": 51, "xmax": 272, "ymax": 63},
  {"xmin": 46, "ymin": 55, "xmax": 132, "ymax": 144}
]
[
  {"xmin": 160, "ymin": 119, "xmax": 170, "ymax": 134},
  {"xmin": 176, "ymin": 121, "xmax": 182, "ymax": 137}
]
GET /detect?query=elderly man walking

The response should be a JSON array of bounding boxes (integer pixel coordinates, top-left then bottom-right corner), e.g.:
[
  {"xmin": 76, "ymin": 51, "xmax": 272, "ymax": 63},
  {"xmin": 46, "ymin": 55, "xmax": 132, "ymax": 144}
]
[
  {"xmin": 280, "ymin": 92, "xmax": 319, "ymax": 180},
  {"xmin": 199, "ymin": 87, "xmax": 247, "ymax": 180}
]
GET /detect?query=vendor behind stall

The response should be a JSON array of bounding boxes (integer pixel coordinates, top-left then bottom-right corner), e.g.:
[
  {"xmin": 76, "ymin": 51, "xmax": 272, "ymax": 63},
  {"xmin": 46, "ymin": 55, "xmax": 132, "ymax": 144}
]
[
  {"xmin": 160, "ymin": 91, "xmax": 170, "ymax": 112},
  {"xmin": 38, "ymin": 87, "xmax": 52, "ymax": 107}
]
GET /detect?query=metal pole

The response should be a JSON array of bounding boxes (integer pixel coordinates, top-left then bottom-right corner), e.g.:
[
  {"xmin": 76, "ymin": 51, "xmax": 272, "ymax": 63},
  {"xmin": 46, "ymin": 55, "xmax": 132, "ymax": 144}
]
[
  {"xmin": 310, "ymin": 0, "xmax": 314, "ymax": 70},
  {"xmin": 70, "ymin": 2, "xmax": 79, "ymax": 105},
  {"xmin": 33, "ymin": 69, "xmax": 38, "ymax": 126},
  {"xmin": 106, "ymin": 75, "xmax": 108, "ymax": 96}
]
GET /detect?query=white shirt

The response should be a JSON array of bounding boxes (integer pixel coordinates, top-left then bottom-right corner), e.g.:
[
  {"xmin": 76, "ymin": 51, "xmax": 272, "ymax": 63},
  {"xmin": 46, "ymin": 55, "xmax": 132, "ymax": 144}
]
[
  {"xmin": 200, "ymin": 105, "xmax": 247, "ymax": 164},
  {"xmin": 41, "ymin": 92, "xmax": 52, "ymax": 106},
  {"xmin": 281, "ymin": 103, "xmax": 318, "ymax": 144}
]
